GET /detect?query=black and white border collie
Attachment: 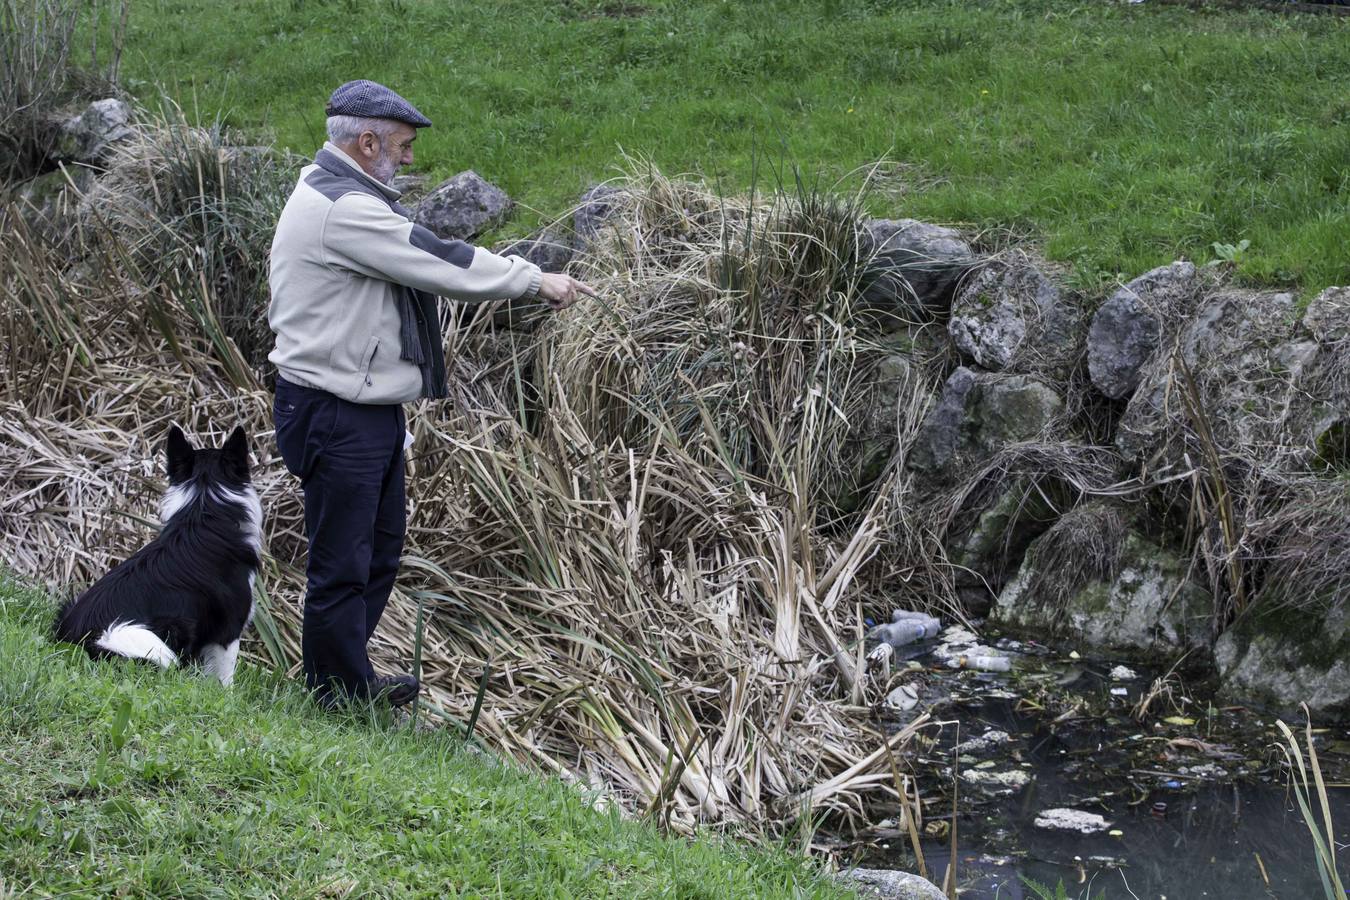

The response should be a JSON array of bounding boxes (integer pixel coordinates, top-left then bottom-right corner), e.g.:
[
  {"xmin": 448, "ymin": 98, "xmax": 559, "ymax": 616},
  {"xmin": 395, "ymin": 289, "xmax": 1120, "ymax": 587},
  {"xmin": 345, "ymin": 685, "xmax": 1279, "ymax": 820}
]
[{"xmin": 55, "ymin": 425, "xmax": 262, "ymax": 686}]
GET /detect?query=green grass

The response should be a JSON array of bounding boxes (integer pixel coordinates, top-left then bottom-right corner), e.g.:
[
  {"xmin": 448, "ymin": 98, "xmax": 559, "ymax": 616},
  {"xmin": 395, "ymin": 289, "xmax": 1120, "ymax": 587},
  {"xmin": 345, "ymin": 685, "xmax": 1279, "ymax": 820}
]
[
  {"xmin": 111, "ymin": 0, "xmax": 1350, "ymax": 294},
  {"xmin": 0, "ymin": 575, "xmax": 853, "ymax": 898}
]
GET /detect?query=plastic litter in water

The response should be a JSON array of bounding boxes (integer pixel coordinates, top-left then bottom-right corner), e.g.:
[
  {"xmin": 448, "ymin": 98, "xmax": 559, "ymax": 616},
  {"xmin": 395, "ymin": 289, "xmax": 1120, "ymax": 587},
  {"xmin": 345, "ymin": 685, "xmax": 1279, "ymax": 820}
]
[
  {"xmin": 954, "ymin": 729, "xmax": 1012, "ymax": 754},
  {"xmin": 1109, "ymin": 665, "xmax": 1138, "ymax": 681},
  {"xmin": 867, "ymin": 610, "xmax": 941, "ymax": 649},
  {"xmin": 948, "ymin": 654, "xmax": 1013, "ymax": 672},
  {"xmin": 885, "ymin": 684, "xmax": 920, "ymax": 712},
  {"xmin": 1033, "ymin": 808, "xmax": 1112, "ymax": 833}
]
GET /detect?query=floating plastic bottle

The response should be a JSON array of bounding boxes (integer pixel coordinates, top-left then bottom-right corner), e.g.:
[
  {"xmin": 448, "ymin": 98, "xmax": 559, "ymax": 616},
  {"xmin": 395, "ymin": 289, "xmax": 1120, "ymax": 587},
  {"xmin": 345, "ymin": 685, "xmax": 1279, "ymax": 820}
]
[
  {"xmin": 947, "ymin": 654, "xmax": 1013, "ymax": 673},
  {"xmin": 868, "ymin": 610, "xmax": 942, "ymax": 649}
]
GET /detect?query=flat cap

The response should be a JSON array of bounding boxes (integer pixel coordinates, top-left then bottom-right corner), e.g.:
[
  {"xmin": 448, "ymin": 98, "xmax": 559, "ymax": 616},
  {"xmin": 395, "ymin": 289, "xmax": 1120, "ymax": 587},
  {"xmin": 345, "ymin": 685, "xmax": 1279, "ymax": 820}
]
[{"xmin": 325, "ymin": 79, "xmax": 432, "ymax": 128}]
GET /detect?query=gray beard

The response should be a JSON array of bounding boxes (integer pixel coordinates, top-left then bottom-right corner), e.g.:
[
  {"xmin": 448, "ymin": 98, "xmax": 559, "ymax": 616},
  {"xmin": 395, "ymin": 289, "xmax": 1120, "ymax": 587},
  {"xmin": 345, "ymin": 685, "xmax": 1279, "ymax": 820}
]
[{"xmin": 372, "ymin": 150, "xmax": 399, "ymax": 185}]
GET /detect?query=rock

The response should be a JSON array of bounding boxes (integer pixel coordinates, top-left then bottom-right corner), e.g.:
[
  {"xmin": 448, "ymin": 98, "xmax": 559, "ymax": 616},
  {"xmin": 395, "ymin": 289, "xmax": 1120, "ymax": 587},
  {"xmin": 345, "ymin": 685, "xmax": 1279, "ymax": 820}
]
[
  {"xmin": 1215, "ymin": 600, "xmax": 1350, "ymax": 721},
  {"xmin": 859, "ymin": 218, "xmax": 976, "ymax": 319},
  {"xmin": 833, "ymin": 341, "xmax": 925, "ymax": 513},
  {"xmin": 946, "ymin": 480, "xmax": 1060, "ymax": 610},
  {"xmin": 947, "ymin": 258, "xmax": 1082, "ymax": 373},
  {"xmin": 498, "ymin": 225, "xmax": 573, "ymax": 273},
  {"xmin": 8, "ymin": 165, "xmax": 96, "ymax": 236},
  {"xmin": 573, "ymin": 184, "xmax": 624, "ymax": 246},
  {"xmin": 413, "ymin": 170, "xmax": 512, "ymax": 241},
  {"xmin": 1034, "ymin": 808, "xmax": 1111, "ymax": 834},
  {"xmin": 51, "ymin": 98, "xmax": 133, "ymax": 165},
  {"xmin": 1088, "ymin": 261, "xmax": 1198, "ymax": 400},
  {"xmin": 389, "ymin": 173, "xmax": 428, "ymax": 201},
  {"xmin": 1302, "ymin": 285, "xmax": 1350, "ymax": 343},
  {"xmin": 994, "ymin": 516, "xmax": 1211, "ymax": 657},
  {"xmin": 1116, "ymin": 288, "xmax": 1335, "ymax": 467},
  {"xmin": 842, "ymin": 868, "xmax": 946, "ymax": 900},
  {"xmin": 909, "ymin": 367, "xmax": 1063, "ymax": 477}
]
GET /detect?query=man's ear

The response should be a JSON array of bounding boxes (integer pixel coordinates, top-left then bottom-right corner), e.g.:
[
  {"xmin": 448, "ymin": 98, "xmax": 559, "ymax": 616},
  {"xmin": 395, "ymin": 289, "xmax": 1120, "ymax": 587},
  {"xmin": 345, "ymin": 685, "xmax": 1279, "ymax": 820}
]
[
  {"xmin": 221, "ymin": 425, "xmax": 250, "ymax": 481},
  {"xmin": 357, "ymin": 129, "xmax": 380, "ymax": 159},
  {"xmin": 165, "ymin": 425, "xmax": 195, "ymax": 483}
]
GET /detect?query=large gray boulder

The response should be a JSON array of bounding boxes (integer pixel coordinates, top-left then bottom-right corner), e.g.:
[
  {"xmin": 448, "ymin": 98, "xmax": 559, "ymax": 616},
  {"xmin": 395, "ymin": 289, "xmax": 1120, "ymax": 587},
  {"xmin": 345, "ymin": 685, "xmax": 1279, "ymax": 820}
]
[
  {"xmin": 1302, "ymin": 285, "xmax": 1350, "ymax": 343},
  {"xmin": 1116, "ymin": 288, "xmax": 1341, "ymax": 468},
  {"xmin": 909, "ymin": 367, "xmax": 1063, "ymax": 478},
  {"xmin": 389, "ymin": 172, "xmax": 429, "ymax": 202},
  {"xmin": 1216, "ymin": 604, "xmax": 1350, "ymax": 721},
  {"xmin": 859, "ymin": 218, "xmax": 975, "ymax": 319},
  {"xmin": 1088, "ymin": 261, "xmax": 1199, "ymax": 400},
  {"xmin": 851, "ymin": 348, "xmax": 918, "ymax": 482},
  {"xmin": 573, "ymin": 184, "xmax": 625, "ymax": 247},
  {"xmin": 51, "ymin": 98, "xmax": 133, "ymax": 166},
  {"xmin": 8, "ymin": 165, "xmax": 96, "ymax": 237},
  {"xmin": 946, "ymin": 479, "xmax": 1059, "ymax": 610},
  {"xmin": 842, "ymin": 868, "xmax": 946, "ymax": 900},
  {"xmin": 413, "ymin": 170, "xmax": 512, "ymax": 241},
  {"xmin": 994, "ymin": 506, "xmax": 1212, "ymax": 657},
  {"xmin": 499, "ymin": 225, "xmax": 573, "ymax": 273},
  {"xmin": 947, "ymin": 258, "xmax": 1082, "ymax": 374},
  {"xmin": 1215, "ymin": 485, "xmax": 1350, "ymax": 721}
]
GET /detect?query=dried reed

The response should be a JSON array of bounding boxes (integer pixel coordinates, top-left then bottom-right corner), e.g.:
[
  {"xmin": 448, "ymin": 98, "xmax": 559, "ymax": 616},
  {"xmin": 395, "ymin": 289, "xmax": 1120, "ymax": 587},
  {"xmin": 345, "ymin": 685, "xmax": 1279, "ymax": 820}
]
[{"xmin": 1, "ymin": 124, "xmax": 936, "ymax": 831}]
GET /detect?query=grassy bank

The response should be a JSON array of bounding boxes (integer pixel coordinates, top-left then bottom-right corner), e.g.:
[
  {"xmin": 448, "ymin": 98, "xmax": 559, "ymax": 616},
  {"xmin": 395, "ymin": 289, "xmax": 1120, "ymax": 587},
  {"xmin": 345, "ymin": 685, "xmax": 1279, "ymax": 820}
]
[
  {"xmin": 0, "ymin": 575, "xmax": 855, "ymax": 898},
  {"xmin": 115, "ymin": 0, "xmax": 1350, "ymax": 293}
]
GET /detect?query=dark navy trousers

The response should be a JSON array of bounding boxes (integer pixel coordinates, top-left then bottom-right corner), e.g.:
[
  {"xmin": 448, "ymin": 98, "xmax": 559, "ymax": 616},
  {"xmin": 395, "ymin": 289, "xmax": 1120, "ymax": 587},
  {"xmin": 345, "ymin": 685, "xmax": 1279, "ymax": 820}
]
[{"xmin": 273, "ymin": 377, "xmax": 406, "ymax": 701}]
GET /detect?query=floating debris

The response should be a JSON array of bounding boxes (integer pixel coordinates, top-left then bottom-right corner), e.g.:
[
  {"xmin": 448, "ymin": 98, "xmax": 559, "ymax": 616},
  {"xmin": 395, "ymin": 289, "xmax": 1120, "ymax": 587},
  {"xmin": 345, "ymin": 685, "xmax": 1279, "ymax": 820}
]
[
  {"xmin": 885, "ymin": 684, "xmax": 920, "ymax": 712},
  {"xmin": 961, "ymin": 768, "xmax": 1032, "ymax": 793},
  {"xmin": 869, "ymin": 610, "xmax": 942, "ymax": 649},
  {"xmin": 931, "ymin": 624, "xmax": 1017, "ymax": 672},
  {"xmin": 954, "ymin": 729, "xmax": 1012, "ymax": 755},
  {"xmin": 947, "ymin": 653, "xmax": 1013, "ymax": 672},
  {"xmin": 1178, "ymin": 763, "xmax": 1229, "ymax": 779},
  {"xmin": 1109, "ymin": 665, "xmax": 1138, "ymax": 681},
  {"xmin": 1034, "ymin": 808, "xmax": 1112, "ymax": 833}
]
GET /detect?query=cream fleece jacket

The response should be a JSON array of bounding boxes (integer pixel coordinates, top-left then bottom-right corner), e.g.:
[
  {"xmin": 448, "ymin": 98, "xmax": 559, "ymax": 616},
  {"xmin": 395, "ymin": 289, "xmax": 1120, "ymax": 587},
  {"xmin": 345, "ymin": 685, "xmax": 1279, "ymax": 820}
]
[{"xmin": 267, "ymin": 143, "xmax": 542, "ymax": 404}]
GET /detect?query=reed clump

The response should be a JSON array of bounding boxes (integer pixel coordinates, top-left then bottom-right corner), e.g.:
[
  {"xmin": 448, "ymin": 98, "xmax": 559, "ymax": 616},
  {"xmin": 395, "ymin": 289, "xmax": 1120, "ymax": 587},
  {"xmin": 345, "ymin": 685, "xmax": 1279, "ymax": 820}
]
[{"xmin": 1, "ymin": 119, "xmax": 944, "ymax": 831}]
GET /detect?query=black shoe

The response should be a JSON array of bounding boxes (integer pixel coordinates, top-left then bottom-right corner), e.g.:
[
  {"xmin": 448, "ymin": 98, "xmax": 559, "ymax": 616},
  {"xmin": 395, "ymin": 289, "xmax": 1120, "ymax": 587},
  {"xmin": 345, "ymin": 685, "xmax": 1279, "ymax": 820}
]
[{"xmin": 369, "ymin": 674, "xmax": 419, "ymax": 708}]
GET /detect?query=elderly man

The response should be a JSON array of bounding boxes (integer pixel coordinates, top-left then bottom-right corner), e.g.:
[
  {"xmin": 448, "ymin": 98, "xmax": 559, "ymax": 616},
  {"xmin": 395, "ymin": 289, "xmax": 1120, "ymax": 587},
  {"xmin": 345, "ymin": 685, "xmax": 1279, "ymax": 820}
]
[{"xmin": 268, "ymin": 79, "xmax": 595, "ymax": 708}]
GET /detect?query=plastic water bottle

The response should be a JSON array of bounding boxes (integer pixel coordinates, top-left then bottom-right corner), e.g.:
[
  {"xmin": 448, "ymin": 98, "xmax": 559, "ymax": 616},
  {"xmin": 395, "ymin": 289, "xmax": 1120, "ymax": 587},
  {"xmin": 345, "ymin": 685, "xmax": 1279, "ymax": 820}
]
[
  {"xmin": 947, "ymin": 654, "xmax": 1012, "ymax": 672},
  {"xmin": 869, "ymin": 610, "xmax": 941, "ymax": 649}
]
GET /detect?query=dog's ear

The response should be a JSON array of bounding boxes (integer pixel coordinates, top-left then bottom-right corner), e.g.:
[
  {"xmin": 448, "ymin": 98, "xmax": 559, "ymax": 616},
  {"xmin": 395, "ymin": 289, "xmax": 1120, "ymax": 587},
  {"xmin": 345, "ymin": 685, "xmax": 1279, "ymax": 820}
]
[
  {"xmin": 165, "ymin": 425, "xmax": 195, "ymax": 483},
  {"xmin": 221, "ymin": 425, "xmax": 250, "ymax": 480}
]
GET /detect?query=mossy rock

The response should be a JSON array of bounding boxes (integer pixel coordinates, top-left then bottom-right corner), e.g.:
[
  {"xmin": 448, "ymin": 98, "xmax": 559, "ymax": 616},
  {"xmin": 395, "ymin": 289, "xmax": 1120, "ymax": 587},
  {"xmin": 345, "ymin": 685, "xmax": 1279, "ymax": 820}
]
[
  {"xmin": 1215, "ymin": 600, "xmax": 1350, "ymax": 722},
  {"xmin": 994, "ymin": 528, "xmax": 1212, "ymax": 659},
  {"xmin": 947, "ymin": 480, "xmax": 1059, "ymax": 609}
]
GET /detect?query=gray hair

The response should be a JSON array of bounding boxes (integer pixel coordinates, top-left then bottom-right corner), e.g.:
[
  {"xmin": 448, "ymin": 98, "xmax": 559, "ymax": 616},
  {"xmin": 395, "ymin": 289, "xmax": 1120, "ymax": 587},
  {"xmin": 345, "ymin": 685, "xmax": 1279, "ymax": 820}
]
[{"xmin": 325, "ymin": 114, "xmax": 401, "ymax": 145}]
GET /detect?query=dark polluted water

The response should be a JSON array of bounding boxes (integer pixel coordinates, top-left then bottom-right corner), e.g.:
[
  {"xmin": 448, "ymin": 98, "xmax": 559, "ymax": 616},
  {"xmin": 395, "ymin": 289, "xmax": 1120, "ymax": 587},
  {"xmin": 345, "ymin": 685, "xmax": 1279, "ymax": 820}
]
[{"xmin": 838, "ymin": 631, "xmax": 1350, "ymax": 899}]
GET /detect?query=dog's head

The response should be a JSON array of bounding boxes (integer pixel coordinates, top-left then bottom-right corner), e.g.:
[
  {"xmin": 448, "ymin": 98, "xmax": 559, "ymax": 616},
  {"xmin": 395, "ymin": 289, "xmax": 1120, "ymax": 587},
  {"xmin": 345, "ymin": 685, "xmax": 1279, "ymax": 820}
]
[{"xmin": 165, "ymin": 425, "xmax": 252, "ymax": 487}]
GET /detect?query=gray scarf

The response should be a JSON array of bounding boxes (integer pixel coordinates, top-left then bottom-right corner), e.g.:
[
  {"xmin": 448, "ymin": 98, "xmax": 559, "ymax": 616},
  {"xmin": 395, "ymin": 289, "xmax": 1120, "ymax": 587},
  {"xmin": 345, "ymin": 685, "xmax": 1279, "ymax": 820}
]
[{"xmin": 313, "ymin": 149, "xmax": 448, "ymax": 399}]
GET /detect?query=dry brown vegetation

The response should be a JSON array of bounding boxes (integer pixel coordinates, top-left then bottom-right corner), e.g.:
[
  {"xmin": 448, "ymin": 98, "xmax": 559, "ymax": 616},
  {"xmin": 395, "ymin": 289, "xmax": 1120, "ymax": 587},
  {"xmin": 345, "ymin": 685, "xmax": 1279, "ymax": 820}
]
[{"xmin": 1, "ymin": 115, "xmax": 956, "ymax": 831}]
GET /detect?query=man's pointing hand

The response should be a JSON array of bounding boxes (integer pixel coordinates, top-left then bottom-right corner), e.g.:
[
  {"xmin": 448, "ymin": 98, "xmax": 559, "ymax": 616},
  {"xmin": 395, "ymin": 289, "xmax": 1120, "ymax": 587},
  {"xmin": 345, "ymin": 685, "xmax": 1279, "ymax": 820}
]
[{"xmin": 537, "ymin": 273, "xmax": 598, "ymax": 311}]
